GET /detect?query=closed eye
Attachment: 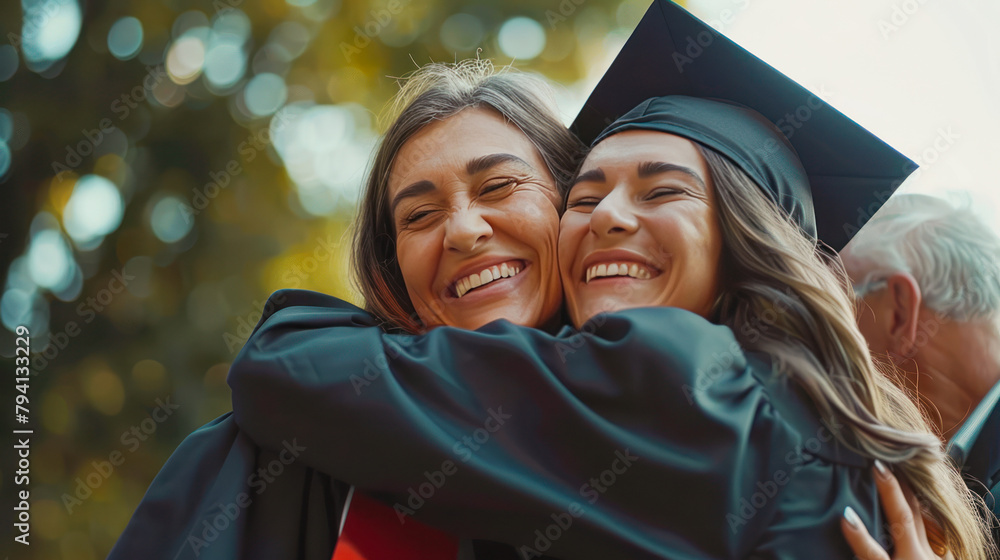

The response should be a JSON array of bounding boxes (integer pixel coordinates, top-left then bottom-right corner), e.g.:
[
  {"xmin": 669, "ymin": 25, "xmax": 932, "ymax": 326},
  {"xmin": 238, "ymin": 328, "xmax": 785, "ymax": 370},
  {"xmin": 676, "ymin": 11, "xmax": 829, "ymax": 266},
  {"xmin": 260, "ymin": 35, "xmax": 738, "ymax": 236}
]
[
  {"xmin": 481, "ymin": 179, "xmax": 517, "ymax": 196},
  {"xmin": 566, "ymin": 197, "xmax": 602, "ymax": 210},
  {"xmin": 402, "ymin": 208, "xmax": 438, "ymax": 225},
  {"xmin": 646, "ymin": 187, "xmax": 685, "ymax": 200}
]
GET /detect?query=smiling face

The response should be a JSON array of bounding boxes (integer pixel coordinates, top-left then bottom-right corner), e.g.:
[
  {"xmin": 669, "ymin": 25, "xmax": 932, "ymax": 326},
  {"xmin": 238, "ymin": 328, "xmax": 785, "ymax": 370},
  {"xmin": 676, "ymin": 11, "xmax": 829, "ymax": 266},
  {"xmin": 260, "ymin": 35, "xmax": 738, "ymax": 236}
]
[
  {"xmin": 559, "ymin": 130, "xmax": 724, "ymax": 327},
  {"xmin": 389, "ymin": 107, "xmax": 563, "ymax": 331}
]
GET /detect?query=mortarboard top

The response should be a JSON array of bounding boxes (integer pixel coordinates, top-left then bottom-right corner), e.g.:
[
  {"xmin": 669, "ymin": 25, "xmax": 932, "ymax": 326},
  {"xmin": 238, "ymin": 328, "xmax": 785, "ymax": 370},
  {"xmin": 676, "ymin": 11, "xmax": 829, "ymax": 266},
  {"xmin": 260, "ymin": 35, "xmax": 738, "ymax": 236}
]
[{"xmin": 570, "ymin": 0, "xmax": 915, "ymax": 252}]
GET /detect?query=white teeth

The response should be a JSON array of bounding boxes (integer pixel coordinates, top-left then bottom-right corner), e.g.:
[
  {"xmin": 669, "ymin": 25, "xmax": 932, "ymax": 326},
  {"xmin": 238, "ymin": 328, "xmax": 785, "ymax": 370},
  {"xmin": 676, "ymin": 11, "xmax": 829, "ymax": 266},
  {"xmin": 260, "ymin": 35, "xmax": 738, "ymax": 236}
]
[
  {"xmin": 455, "ymin": 262, "xmax": 522, "ymax": 298},
  {"xmin": 585, "ymin": 262, "xmax": 653, "ymax": 283}
]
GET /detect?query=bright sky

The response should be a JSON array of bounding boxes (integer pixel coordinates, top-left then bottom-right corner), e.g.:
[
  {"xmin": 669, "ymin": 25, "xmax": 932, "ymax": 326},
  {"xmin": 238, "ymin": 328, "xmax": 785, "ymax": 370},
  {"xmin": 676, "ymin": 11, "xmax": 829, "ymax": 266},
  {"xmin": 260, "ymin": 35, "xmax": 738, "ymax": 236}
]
[{"xmin": 566, "ymin": 0, "xmax": 1000, "ymax": 235}]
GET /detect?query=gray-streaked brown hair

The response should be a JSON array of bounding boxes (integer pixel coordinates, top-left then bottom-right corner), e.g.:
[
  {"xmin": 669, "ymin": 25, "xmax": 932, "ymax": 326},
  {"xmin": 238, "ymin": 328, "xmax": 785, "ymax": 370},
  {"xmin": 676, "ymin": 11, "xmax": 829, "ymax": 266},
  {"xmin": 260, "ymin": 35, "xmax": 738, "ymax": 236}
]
[
  {"xmin": 352, "ymin": 59, "xmax": 584, "ymax": 333},
  {"xmin": 698, "ymin": 144, "xmax": 996, "ymax": 559}
]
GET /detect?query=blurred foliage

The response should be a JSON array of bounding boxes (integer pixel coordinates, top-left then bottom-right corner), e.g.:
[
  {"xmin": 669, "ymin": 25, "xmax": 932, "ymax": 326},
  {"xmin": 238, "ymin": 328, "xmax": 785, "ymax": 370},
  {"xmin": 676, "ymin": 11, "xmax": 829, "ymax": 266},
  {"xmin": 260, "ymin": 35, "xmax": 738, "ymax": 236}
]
[{"xmin": 0, "ymin": 0, "xmax": 656, "ymax": 557}]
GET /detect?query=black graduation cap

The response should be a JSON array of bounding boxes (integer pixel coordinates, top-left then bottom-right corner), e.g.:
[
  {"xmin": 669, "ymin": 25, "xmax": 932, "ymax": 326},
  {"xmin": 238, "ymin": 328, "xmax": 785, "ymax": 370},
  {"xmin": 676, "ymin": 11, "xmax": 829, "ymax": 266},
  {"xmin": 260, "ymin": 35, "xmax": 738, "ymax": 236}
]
[{"xmin": 570, "ymin": 0, "xmax": 915, "ymax": 252}]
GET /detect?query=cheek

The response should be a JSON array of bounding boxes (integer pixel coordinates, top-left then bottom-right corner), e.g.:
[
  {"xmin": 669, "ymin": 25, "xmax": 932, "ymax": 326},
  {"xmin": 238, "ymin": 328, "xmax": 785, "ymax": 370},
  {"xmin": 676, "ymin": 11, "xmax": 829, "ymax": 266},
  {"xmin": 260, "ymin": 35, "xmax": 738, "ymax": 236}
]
[
  {"xmin": 504, "ymin": 193, "xmax": 561, "ymax": 254},
  {"xmin": 395, "ymin": 234, "xmax": 435, "ymax": 292},
  {"xmin": 558, "ymin": 214, "xmax": 588, "ymax": 272}
]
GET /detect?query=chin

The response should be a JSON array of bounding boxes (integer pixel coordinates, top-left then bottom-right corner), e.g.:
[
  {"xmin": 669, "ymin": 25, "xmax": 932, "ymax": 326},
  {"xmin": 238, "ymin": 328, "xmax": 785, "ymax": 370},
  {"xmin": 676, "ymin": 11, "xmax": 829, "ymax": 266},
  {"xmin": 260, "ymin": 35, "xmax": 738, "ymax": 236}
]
[{"xmin": 453, "ymin": 307, "xmax": 537, "ymax": 330}]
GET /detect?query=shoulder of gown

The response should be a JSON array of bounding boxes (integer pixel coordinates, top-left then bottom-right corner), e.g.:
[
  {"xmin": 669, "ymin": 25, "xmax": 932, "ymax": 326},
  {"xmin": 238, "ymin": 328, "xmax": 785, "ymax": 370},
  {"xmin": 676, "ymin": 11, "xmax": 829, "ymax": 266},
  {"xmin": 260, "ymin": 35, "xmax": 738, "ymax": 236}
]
[{"xmin": 107, "ymin": 411, "xmax": 348, "ymax": 560}]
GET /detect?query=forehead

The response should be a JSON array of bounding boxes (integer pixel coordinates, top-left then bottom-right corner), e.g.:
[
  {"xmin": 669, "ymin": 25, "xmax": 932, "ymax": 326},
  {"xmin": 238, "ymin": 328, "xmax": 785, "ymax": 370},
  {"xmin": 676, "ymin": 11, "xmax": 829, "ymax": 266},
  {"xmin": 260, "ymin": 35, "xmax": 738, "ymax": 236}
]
[
  {"xmin": 583, "ymin": 130, "xmax": 706, "ymax": 172},
  {"xmin": 388, "ymin": 107, "xmax": 542, "ymax": 193}
]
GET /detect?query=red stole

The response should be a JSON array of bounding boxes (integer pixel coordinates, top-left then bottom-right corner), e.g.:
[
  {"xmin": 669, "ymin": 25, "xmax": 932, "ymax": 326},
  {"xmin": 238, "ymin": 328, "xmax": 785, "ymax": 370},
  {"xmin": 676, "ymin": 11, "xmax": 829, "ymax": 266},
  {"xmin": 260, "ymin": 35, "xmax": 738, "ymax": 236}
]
[{"xmin": 331, "ymin": 488, "xmax": 460, "ymax": 560}]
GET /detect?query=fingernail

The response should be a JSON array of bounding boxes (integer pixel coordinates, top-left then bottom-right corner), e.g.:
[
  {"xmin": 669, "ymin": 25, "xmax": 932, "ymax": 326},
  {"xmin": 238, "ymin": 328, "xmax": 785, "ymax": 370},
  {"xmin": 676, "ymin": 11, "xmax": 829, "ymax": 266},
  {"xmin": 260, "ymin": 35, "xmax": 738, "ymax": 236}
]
[
  {"xmin": 843, "ymin": 505, "xmax": 861, "ymax": 528},
  {"xmin": 874, "ymin": 459, "xmax": 889, "ymax": 477}
]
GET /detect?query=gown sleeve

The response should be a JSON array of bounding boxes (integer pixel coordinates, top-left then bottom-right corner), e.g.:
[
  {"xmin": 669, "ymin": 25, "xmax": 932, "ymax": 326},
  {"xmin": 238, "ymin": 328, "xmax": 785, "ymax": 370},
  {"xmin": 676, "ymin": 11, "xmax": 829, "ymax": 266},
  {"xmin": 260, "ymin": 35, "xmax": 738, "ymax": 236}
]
[
  {"xmin": 107, "ymin": 411, "xmax": 348, "ymax": 560},
  {"xmin": 228, "ymin": 288, "xmax": 883, "ymax": 559}
]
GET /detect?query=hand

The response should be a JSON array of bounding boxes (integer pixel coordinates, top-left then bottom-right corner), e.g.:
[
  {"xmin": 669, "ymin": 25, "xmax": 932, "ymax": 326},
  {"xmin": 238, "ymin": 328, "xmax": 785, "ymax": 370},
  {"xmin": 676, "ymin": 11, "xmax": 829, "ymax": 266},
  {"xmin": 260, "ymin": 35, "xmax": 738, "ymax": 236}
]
[{"xmin": 840, "ymin": 460, "xmax": 952, "ymax": 559}]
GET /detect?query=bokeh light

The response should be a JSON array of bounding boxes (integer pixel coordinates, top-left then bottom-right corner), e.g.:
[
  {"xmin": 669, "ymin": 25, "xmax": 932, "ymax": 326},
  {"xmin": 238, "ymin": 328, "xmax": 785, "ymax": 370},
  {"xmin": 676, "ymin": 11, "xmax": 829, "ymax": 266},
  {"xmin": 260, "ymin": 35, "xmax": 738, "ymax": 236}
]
[
  {"xmin": 166, "ymin": 34, "xmax": 206, "ymax": 85},
  {"xmin": 204, "ymin": 40, "xmax": 246, "ymax": 89},
  {"xmin": 20, "ymin": 0, "xmax": 83, "ymax": 70},
  {"xmin": 244, "ymin": 72, "xmax": 287, "ymax": 117},
  {"xmin": 28, "ymin": 229, "xmax": 74, "ymax": 291},
  {"xmin": 83, "ymin": 366, "xmax": 126, "ymax": 416},
  {"xmin": 272, "ymin": 103, "xmax": 375, "ymax": 214},
  {"xmin": 212, "ymin": 8, "xmax": 252, "ymax": 40},
  {"xmin": 440, "ymin": 13, "xmax": 485, "ymax": 51},
  {"xmin": 63, "ymin": 175, "xmax": 125, "ymax": 246},
  {"xmin": 0, "ymin": 140, "xmax": 10, "ymax": 177},
  {"xmin": 498, "ymin": 17, "xmax": 546, "ymax": 60},
  {"xmin": 150, "ymin": 196, "xmax": 193, "ymax": 243},
  {"xmin": 0, "ymin": 45, "xmax": 19, "ymax": 81},
  {"xmin": 268, "ymin": 21, "xmax": 311, "ymax": 58},
  {"xmin": 107, "ymin": 16, "xmax": 144, "ymax": 60}
]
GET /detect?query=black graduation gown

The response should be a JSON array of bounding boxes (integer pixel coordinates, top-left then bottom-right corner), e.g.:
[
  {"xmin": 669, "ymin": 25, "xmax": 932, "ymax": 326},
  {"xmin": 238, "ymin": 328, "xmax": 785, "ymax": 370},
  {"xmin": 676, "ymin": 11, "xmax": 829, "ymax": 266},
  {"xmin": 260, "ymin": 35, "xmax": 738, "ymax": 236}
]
[
  {"xmin": 223, "ymin": 289, "xmax": 888, "ymax": 559},
  {"xmin": 106, "ymin": 411, "xmax": 349, "ymax": 559}
]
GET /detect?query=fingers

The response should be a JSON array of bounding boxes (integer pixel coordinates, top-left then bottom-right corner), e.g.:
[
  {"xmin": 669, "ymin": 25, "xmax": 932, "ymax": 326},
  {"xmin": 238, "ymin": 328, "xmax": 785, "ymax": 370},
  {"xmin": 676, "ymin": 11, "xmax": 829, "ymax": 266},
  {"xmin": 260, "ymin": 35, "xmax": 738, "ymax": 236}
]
[
  {"xmin": 841, "ymin": 505, "xmax": 890, "ymax": 560},
  {"xmin": 872, "ymin": 460, "xmax": 925, "ymax": 557}
]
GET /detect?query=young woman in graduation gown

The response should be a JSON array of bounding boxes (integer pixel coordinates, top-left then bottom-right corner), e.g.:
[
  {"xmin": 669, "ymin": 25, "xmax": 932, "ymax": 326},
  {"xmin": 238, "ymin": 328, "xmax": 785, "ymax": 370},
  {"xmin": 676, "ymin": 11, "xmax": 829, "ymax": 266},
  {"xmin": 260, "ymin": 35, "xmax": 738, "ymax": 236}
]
[{"xmin": 225, "ymin": 88, "xmax": 995, "ymax": 559}]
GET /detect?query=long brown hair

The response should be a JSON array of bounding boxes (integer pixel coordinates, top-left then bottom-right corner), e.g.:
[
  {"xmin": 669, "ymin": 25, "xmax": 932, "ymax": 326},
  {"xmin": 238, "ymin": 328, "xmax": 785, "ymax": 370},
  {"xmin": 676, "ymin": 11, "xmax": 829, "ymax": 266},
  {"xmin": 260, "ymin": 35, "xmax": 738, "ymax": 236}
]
[
  {"xmin": 698, "ymin": 144, "xmax": 996, "ymax": 559},
  {"xmin": 352, "ymin": 60, "xmax": 584, "ymax": 332}
]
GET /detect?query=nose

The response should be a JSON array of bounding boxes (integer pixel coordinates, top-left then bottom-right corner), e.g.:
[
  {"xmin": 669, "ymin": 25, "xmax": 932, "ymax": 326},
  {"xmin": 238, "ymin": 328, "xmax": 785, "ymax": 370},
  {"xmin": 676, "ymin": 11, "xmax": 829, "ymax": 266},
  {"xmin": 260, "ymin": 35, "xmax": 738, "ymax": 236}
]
[
  {"xmin": 589, "ymin": 189, "xmax": 638, "ymax": 236},
  {"xmin": 443, "ymin": 207, "xmax": 493, "ymax": 253}
]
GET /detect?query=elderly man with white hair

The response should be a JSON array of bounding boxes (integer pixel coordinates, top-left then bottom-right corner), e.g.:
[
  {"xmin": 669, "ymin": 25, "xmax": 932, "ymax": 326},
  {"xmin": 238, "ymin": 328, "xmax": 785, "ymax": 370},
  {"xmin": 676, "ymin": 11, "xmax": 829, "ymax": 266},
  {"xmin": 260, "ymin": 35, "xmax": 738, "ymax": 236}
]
[{"xmin": 841, "ymin": 193, "xmax": 1000, "ymax": 543}]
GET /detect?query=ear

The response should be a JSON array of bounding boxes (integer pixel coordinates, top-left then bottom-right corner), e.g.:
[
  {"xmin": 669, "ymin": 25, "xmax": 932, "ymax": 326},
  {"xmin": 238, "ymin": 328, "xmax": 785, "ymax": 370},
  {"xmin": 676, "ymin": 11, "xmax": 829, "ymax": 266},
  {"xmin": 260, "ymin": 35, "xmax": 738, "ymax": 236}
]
[{"xmin": 885, "ymin": 272, "xmax": 922, "ymax": 355}]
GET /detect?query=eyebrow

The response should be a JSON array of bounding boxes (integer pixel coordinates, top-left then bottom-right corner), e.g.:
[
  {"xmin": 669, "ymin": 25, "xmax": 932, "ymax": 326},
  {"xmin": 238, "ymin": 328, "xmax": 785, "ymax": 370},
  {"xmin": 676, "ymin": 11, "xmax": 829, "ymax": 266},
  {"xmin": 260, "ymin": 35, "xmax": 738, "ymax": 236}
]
[
  {"xmin": 390, "ymin": 180, "xmax": 435, "ymax": 216},
  {"xmin": 637, "ymin": 161, "xmax": 706, "ymax": 188},
  {"xmin": 570, "ymin": 162, "xmax": 706, "ymax": 189},
  {"xmin": 571, "ymin": 168, "xmax": 605, "ymax": 186},
  {"xmin": 390, "ymin": 153, "xmax": 537, "ymax": 217},
  {"xmin": 466, "ymin": 153, "xmax": 536, "ymax": 175}
]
